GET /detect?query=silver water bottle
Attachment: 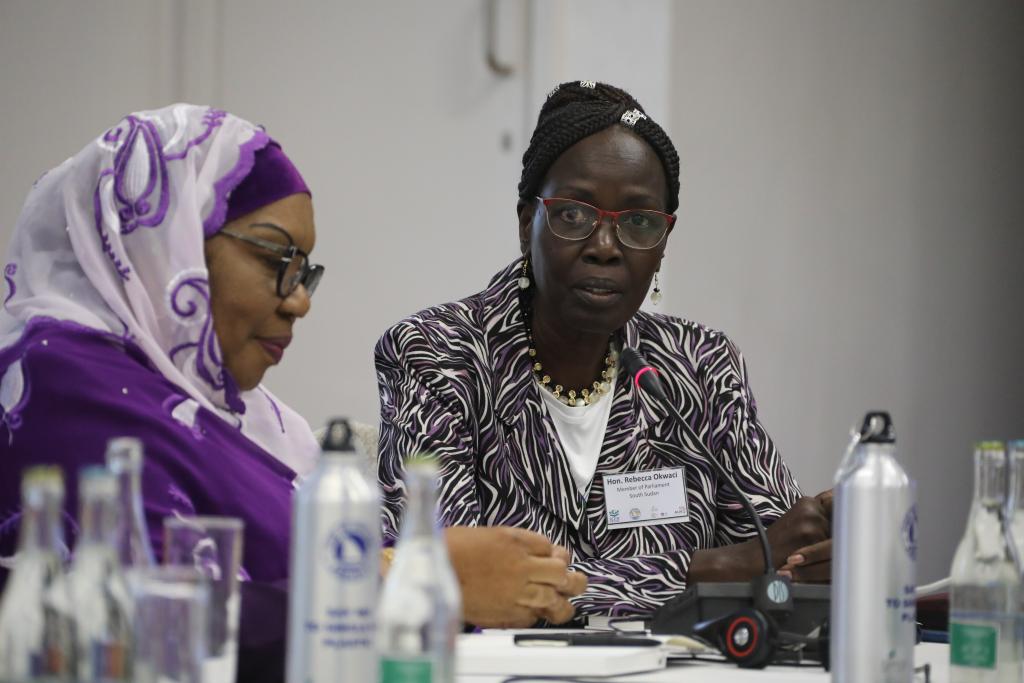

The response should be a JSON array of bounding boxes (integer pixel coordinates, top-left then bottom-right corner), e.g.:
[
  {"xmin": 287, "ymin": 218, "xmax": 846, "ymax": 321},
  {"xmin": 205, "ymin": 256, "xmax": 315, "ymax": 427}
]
[
  {"xmin": 830, "ymin": 411, "xmax": 917, "ymax": 682},
  {"xmin": 286, "ymin": 418, "xmax": 382, "ymax": 683}
]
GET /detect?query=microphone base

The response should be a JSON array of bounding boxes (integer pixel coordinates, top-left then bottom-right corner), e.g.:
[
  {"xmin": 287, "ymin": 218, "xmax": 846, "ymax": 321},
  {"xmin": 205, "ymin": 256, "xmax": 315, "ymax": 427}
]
[{"xmin": 649, "ymin": 581, "xmax": 830, "ymax": 647}]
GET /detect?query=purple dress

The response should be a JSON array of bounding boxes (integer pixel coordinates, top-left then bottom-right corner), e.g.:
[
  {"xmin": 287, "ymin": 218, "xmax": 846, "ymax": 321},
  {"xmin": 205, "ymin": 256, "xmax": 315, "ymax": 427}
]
[{"xmin": 0, "ymin": 320, "xmax": 294, "ymax": 680}]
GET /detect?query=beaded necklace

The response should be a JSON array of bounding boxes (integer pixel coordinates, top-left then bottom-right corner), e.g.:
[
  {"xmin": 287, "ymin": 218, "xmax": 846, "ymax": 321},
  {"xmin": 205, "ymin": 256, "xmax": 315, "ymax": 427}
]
[
  {"xmin": 520, "ymin": 290, "xmax": 618, "ymax": 406},
  {"xmin": 527, "ymin": 335, "xmax": 618, "ymax": 406}
]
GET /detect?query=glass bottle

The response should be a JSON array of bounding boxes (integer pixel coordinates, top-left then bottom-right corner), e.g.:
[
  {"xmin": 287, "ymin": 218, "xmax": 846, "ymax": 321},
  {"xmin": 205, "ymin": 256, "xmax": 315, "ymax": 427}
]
[
  {"xmin": 105, "ymin": 437, "xmax": 155, "ymax": 567},
  {"xmin": 0, "ymin": 466, "xmax": 77, "ymax": 680},
  {"xmin": 1005, "ymin": 440, "xmax": 1024, "ymax": 682},
  {"xmin": 376, "ymin": 459, "xmax": 461, "ymax": 683},
  {"xmin": 68, "ymin": 466, "xmax": 133, "ymax": 682},
  {"xmin": 950, "ymin": 441, "xmax": 1023, "ymax": 681},
  {"xmin": 1006, "ymin": 441, "xmax": 1024, "ymax": 565}
]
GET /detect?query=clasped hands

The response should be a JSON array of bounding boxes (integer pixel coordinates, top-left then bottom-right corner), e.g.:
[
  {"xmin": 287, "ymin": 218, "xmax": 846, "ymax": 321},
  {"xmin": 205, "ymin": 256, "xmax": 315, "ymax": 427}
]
[
  {"xmin": 775, "ymin": 489, "xmax": 833, "ymax": 582},
  {"xmin": 445, "ymin": 526, "xmax": 587, "ymax": 627},
  {"xmin": 689, "ymin": 489, "xmax": 834, "ymax": 584}
]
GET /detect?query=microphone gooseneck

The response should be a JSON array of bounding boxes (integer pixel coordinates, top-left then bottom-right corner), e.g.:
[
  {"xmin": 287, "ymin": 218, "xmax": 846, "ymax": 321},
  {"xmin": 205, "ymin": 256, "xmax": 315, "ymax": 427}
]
[{"xmin": 620, "ymin": 347, "xmax": 775, "ymax": 575}]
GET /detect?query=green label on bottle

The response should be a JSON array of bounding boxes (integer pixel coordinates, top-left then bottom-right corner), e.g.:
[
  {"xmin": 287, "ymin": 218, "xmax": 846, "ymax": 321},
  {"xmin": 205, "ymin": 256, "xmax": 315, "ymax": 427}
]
[
  {"xmin": 950, "ymin": 621, "xmax": 998, "ymax": 669},
  {"xmin": 380, "ymin": 657, "xmax": 433, "ymax": 683}
]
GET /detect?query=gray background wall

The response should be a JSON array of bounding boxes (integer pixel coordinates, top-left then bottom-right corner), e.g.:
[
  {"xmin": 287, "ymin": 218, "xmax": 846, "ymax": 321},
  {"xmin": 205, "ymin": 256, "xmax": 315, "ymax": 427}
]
[
  {"xmin": 1, "ymin": 0, "xmax": 1021, "ymax": 583},
  {"xmin": 668, "ymin": 1, "xmax": 1024, "ymax": 583}
]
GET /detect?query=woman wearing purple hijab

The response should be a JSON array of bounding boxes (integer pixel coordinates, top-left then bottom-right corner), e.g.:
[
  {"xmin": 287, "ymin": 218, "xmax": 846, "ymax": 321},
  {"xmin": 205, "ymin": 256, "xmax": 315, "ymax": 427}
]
[
  {"xmin": 0, "ymin": 104, "xmax": 583, "ymax": 680},
  {"xmin": 0, "ymin": 105, "xmax": 319, "ymax": 558},
  {"xmin": 0, "ymin": 104, "xmax": 321, "ymax": 679}
]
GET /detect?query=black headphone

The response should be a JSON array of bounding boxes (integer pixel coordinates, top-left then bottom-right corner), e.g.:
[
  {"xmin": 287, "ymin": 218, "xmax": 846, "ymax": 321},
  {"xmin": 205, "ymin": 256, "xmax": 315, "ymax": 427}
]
[
  {"xmin": 690, "ymin": 575, "xmax": 828, "ymax": 669},
  {"xmin": 696, "ymin": 607, "xmax": 778, "ymax": 668}
]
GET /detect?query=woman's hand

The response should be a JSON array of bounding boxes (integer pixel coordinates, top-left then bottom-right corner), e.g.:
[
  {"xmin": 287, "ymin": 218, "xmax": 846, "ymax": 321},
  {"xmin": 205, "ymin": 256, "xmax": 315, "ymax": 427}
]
[
  {"xmin": 445, "ymin": 526, "xmax": 587, "ymax": 627},
  {"xmin": 688, "ymin": 490, "xmax": 832, "ymax": 584},
  {"xmin": 777, "ymin": 489, "xmax": 833, "ymax": 583}
]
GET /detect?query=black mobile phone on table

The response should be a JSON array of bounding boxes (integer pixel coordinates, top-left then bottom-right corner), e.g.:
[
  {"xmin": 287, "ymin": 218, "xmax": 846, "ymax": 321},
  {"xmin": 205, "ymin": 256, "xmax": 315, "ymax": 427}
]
[{"xmin": 513, "ymin": 633, "xmax": 661, "ymax": 647}]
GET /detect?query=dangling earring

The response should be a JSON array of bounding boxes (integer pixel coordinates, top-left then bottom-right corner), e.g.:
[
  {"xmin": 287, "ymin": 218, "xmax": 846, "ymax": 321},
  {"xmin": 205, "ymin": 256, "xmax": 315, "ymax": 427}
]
[
  {"xmin": 650, "ymin": 270, "xmax": 662, "ymax": 305},
  {"xmin": 518, "ymin": 257, "xmax": 531, "ymax": 290}
]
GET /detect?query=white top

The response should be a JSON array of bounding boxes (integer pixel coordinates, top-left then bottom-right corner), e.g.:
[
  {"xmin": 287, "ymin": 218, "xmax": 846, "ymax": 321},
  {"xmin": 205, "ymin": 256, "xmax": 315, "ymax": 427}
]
[{"xmin": 538, "ymin": 369, "xmax": 617, "ymax": 494}]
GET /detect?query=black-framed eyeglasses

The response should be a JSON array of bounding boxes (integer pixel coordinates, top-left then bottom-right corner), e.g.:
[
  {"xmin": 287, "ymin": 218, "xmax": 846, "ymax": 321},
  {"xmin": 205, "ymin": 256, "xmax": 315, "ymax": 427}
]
[
  {"xmin": 536, "ymin": 196, "xmax": 676, "ymax": 250},
  {"xmin": 220, "ymin": 230, "xmax": 325, "ymax": 298}
]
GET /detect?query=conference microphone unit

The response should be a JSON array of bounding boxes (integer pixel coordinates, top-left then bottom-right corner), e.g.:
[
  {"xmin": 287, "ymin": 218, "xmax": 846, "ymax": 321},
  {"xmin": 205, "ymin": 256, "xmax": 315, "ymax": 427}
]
[{"xmin": 619, "ymin": 347, "xmax": 830, "ymax": 669}]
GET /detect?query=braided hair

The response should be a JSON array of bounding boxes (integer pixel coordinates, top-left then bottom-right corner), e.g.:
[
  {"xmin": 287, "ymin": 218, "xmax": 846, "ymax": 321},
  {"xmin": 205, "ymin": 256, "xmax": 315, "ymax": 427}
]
[{"xmin": 518, "ymin": 80, "xmax": 680, "ymax": 213}]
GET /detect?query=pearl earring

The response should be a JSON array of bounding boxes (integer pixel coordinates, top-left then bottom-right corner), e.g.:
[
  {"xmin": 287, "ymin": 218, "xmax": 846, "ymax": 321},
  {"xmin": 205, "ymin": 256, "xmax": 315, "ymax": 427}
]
[
  {"xmin": 650, "ymin": 271, "xmax": 662, "ymax": 305},
  {"xmin": 518, "ymin": 258, "xmax": 531, "ymax": 290}
]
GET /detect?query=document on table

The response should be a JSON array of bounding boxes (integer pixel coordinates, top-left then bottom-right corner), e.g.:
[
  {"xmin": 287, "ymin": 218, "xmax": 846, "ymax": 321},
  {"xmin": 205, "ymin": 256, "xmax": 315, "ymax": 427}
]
[{"xmin": 457, "ymin": 632, "xmax": 667, "ymax": 677}]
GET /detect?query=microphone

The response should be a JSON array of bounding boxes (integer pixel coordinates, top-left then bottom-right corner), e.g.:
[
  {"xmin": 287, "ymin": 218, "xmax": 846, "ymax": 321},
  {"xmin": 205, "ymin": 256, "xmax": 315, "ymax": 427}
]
[
  {"xmin": 622, "ymin": 348, "xmax": 831, "ymax": 668},
  {"xmin": 620, "ymin": 347, "xmax": 774, "ymax": 575}
]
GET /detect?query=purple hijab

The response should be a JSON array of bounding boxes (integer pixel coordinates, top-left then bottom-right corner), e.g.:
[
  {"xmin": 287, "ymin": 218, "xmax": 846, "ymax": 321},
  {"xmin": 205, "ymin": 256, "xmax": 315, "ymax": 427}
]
[{"xmin": 0, "ymin": 104, "xmax": 318, "ymax": 475}]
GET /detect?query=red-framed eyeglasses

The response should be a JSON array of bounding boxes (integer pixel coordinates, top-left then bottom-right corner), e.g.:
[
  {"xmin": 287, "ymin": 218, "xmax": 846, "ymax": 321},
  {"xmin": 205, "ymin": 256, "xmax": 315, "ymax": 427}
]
[{"xmin": 536, "ymin": 196, "xmax": 675, "ymax": 250}]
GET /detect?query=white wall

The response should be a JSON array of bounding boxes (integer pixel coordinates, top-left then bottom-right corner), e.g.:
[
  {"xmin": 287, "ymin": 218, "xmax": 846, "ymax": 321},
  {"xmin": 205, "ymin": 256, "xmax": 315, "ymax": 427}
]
[
  {"xmin": 524, "ymin": 0, "xmax": 672, "ymax": 126},
  {"xmin": 666, "ymin": 1, "xmax": 1024, "ymax": 581},
  {"xmin": 214, "ymin": 0, "xmax": 532, "ymax": 426},
  {"xmin": 1, "ymin": 1, "xmax": 1021, "ymax": 583},
  {"xmin": 0, "ymin": 2, "xmax": 177, "ymax": 216}
]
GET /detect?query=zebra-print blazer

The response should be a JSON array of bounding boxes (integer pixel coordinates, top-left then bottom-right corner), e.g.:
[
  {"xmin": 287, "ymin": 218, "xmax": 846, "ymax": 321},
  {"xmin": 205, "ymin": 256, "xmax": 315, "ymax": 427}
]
[{"xmin": 375, "ymin": 259, "xmax": 801, "ymax": 616}]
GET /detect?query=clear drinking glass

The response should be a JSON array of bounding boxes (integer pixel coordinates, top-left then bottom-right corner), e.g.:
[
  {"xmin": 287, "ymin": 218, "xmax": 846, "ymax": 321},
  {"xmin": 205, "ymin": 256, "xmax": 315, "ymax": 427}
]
[
  {"xmin": 129, "ymin": 565, "xmax": 209, "ymax": 683},
  {"xmin": 163, "ymin": 516, "xmax": 244, "ymax": 683}
]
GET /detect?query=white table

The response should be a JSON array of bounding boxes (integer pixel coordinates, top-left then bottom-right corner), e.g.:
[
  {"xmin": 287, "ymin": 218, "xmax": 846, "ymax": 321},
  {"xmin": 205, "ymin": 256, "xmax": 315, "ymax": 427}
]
[{"xmin": 457, "ymin": 641, "xmax": 949, "ymax": 682}]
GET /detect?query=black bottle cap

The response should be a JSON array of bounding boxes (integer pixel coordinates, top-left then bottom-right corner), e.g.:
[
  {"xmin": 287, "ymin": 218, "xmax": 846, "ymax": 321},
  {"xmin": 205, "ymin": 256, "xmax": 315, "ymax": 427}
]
[
  {"xmin": 321, "ymin": 417, "xmax": 356, "ymax": 452},
  {"xmin": 859, "ymin": 411, "xmax": 895, "ymax": 444}
]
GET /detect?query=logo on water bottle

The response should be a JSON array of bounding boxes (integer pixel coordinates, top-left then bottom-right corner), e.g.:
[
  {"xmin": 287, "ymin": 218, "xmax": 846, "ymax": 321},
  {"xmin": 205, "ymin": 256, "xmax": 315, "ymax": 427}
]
[
  {"xmin": 324, "ymin": 522, "xmax": 373, "ymax": 580},
  {"xmin": 901, "ymin": 505, "xmax": 917, "ymax": 562}
]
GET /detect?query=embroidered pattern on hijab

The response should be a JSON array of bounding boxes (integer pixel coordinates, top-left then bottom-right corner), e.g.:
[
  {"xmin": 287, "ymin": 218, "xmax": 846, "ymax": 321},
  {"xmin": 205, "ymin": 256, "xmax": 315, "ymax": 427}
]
[{"xmin": 0, "ymin": 104, "xmax": 318, "ymax": 475}]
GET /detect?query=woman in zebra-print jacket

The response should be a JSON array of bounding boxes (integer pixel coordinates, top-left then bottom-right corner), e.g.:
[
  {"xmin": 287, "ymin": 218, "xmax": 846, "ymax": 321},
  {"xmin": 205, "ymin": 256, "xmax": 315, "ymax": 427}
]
[{"xmin": 376, "ymin": 81, "xmax": 832, "ymax": 617}]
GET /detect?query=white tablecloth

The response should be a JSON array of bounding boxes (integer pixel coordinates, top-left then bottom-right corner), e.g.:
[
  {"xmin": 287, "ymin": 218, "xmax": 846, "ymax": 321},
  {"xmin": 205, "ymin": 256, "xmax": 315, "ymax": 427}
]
[{"xmin": 457, "ymin": 640, "xmax": 949, "ymax": 682}]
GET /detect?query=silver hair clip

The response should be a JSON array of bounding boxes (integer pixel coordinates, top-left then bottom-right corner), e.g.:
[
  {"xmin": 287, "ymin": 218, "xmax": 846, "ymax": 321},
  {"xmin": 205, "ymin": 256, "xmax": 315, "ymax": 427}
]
[
  {"xmin": 620, "ymin": 108, "xmax": 648, "ymax": 127},
  {"xmin": 579, "ymin": 80, "xmax": 596, "ymax": 89},
  {"xmin": 547, "ymin": 84, "xmax": 561, "ymax": 98}
]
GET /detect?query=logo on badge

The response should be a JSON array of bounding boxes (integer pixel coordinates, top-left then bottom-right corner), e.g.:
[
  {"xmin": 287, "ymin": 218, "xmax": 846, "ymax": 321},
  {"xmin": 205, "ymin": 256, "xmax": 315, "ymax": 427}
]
[
  {"xmin": 629, "ymin": 508, "xmax": 642, "ymax": 521},
  {"xmin": 609, "ymin": 509, "xmax": 620, "ymax": 523},
  {"xmin": 325, "ymin": 522, "xmax": 373, "ymax": 580}
]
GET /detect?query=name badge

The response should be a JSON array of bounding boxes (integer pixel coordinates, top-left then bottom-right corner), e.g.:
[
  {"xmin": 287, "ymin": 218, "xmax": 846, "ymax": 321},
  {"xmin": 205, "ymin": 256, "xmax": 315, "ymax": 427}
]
[{"xmin": 603, "ymin": 467, "xmax": 689, "ymax": 529}]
